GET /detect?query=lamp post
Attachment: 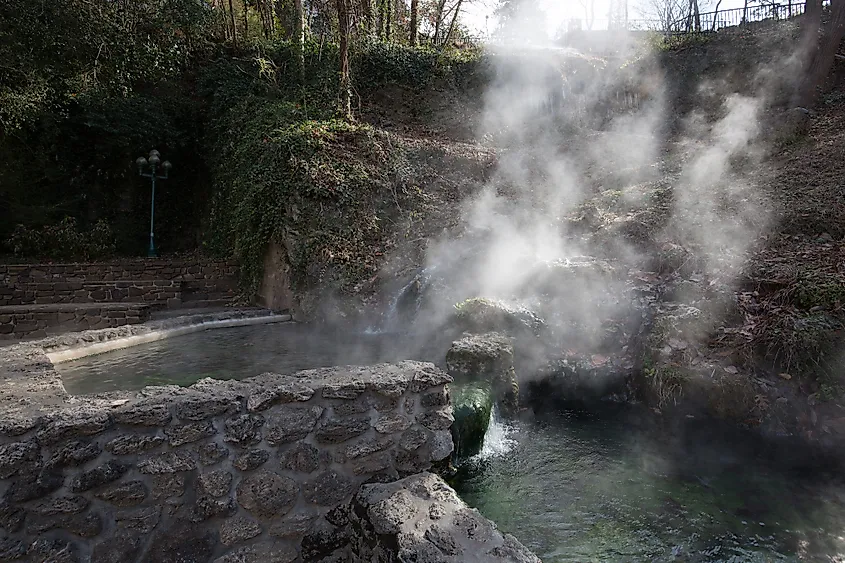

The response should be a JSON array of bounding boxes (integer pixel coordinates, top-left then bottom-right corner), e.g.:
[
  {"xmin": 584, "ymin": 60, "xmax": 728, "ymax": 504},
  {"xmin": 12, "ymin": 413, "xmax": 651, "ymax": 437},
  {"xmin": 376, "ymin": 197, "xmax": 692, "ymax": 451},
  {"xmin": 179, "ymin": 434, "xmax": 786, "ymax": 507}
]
[{"xmin": 135, "ymin": 150, "xmax": 172, "ymax": 258}]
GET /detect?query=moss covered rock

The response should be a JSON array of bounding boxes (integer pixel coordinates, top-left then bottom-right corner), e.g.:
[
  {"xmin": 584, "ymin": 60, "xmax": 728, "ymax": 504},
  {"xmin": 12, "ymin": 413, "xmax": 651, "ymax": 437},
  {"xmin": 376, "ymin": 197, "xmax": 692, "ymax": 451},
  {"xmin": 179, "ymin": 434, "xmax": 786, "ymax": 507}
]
[
  {"xmin": 451, "ymin": 383, "xmax": 493, "ymax": 460},
  {"xmin": 452, "ymin": 298, "xmax": 544, "ymax": 338},
  {"xmin": 446, "ymin": 333, "xmax": 520, "ymax": 417}
]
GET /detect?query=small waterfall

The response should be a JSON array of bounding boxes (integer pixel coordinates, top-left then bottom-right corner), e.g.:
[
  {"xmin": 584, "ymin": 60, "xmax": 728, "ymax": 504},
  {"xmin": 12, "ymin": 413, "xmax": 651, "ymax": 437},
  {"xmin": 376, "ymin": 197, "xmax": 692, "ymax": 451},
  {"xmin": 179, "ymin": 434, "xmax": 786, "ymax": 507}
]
[
  {"xmin": 477, "ymin": 406, "xmax": 516, "ymax": 460},
  {"xmin": 367, "ymin": 268, "xmax": 433, "ymax": 333}
]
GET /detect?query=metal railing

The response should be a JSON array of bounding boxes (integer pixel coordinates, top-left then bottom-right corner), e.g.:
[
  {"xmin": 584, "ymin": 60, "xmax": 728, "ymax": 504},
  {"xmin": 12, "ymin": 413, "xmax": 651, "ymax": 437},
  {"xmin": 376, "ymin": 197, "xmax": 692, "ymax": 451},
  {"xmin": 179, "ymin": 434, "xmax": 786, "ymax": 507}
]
[{"xmin": 562, "ymin": 1, "xmax": 817, "ymax": 34}]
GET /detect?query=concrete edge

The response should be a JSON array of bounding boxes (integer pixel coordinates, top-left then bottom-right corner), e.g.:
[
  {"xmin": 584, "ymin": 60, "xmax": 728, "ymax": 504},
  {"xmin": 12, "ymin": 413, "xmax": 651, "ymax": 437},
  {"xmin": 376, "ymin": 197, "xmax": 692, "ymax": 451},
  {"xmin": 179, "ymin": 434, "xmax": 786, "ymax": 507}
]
[{"xmin": 47, "ymin": 313, "xmax": 293, "ymax": 364}]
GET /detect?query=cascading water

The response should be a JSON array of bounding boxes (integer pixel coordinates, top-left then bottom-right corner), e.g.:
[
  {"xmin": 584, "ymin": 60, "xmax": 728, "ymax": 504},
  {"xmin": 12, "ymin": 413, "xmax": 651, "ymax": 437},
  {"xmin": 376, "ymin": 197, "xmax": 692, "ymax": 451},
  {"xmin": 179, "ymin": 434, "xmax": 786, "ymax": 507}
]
[
  {"xmin": 368, "ymin": 267, "xmax": 435, "ymax": 334},
  {"xmin": 477, "ymin": 406, "xmax": 516, "ymax": 459}
]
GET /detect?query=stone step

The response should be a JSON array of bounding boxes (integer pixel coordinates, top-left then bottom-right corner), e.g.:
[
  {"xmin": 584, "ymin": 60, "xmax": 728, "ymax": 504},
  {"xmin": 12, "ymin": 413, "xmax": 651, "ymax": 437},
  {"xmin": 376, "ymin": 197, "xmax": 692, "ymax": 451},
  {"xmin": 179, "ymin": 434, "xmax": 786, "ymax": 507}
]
[{"xmin": 0, "ymin": 303, "xmax": 152, "ymax": 340}]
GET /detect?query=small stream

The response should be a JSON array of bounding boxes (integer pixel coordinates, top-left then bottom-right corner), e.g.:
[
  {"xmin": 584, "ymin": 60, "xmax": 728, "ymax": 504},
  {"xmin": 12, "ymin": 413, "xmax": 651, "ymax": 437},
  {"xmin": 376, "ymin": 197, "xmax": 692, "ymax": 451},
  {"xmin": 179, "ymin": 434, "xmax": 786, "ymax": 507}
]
[{"xmin": 454, "ymin": 408, "xmax": 845, "ymax": 562}]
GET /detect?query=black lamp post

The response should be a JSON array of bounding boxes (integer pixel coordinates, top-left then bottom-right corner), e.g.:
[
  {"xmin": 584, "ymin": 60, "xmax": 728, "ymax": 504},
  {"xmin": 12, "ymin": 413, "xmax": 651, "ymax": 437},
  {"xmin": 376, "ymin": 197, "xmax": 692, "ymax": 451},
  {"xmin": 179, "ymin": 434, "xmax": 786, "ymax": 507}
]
[{"xmin": 135, "ymin": 150, "xmax": 172, "ymax": 258}]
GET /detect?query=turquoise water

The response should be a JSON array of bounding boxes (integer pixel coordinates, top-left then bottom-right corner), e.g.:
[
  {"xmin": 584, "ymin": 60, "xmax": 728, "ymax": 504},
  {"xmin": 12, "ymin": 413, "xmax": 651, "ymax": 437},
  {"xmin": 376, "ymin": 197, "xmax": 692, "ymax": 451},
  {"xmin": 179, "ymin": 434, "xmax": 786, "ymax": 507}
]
[{"xmin": 454, "ymin": 409, "xmax": 845, "ymax": 562}]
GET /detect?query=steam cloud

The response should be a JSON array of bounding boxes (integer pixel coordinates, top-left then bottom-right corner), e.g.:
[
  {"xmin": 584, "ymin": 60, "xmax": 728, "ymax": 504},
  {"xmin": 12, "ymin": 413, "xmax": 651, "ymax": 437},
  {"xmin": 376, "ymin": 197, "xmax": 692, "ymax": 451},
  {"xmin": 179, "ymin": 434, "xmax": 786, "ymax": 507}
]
[{"xmin": 394, "ymin": 1, "xmax": 795, "ymax": 379}]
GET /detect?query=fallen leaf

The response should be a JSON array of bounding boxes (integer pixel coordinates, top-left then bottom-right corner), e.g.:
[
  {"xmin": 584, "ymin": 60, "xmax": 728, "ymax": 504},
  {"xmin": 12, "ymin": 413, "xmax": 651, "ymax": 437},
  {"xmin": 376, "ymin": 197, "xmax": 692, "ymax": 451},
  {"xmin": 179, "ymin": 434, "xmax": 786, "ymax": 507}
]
[
  {"xmin": 725, "ymin": 366, "xmax": 738, "ymax": 374},
  {"xmin": 778, "ymin": 372, "xmax": 792, "ymax": 380}
]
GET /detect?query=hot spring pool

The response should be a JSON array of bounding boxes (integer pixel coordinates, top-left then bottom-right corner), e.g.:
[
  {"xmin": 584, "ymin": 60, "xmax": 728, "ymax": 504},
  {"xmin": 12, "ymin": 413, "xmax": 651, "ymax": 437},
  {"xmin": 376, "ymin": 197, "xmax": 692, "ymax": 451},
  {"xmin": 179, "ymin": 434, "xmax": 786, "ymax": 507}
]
[
  {"xmin": 454, "ymin": 409, "xmax": 845, "ymax": 563},
  {"xmin": 56, "ymin": 323, "xmax": 434, "ymax": 395},
  {"xmin": 56, "ymin": 323, "xmax": 845, "ymax": 561}
]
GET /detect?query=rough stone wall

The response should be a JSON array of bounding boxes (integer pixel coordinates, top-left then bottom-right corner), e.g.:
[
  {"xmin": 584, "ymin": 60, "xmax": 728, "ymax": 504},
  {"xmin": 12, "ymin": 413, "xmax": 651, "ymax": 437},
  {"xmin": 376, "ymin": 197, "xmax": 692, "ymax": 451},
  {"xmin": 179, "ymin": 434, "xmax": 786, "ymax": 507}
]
[
  {"xmin": 0, "ymin": 304, "xmax": 151, "ymax": 340},
  {"xmin": 0, "ymin": 260, "xmax": 238, "ymax": 286},
  {"xmin": 0, "ymin": 361, "xmax": 454, "ymax": 562},
  {"xmin": 0, "ymin": 281, "xmax": 181, "ymax": 308}
]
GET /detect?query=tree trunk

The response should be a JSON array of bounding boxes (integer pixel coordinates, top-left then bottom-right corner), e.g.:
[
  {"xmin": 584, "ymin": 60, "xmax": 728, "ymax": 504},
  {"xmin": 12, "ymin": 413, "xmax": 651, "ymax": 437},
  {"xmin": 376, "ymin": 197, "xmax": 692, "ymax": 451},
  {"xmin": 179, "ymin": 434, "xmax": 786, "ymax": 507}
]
[
  {"xmin": 385, "ymin": 0, "xmax": 392, "ymax": 40},
  {"xmin": 336, "ymin": 0, "xmax": 352, "ymax": 117},
  {"xmin": 228, "ymin": 0, "xmax": 237, "ymax": 45},
  {"xmin": 433, "ymin": 0, "xmax": 448, "ymax": 44},
  {"xmin": 443, "ymin": 0, "xmax": 463, "ymax": 46},
  {"xmin": 410, "ymin": 0, "xmax": 419, "ymax": 45},
  {"xmin": 693, "ymin": 0, "xmax": 701, "ymax": 32},
  {"xmin": 362, "ymin": 0, "xmax": 373, "ymax": 35},
  {"xmin": 292, "ymin": 0, "xmax": 304, "ymax": 82},
  {"xmin": 799, "ymin": 0, "xmax": 845, "ymax": 107},
  {"xmin": 711, "ymin": 0, "xmax": 723, "ymax": 31},
  {"xmin": 243, "ymin": 0, "xmax": 249, "ymax": 38}
]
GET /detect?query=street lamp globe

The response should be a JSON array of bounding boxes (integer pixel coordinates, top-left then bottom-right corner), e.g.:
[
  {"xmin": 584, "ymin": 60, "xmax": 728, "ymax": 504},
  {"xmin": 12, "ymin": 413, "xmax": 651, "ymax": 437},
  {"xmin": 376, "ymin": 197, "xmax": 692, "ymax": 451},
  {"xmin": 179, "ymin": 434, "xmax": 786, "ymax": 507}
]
[
  {"xmin": 135, "ymin": 157, "xmax": 147, "ymax": 169},
  {"xmin": 148, "ymin": 154, "xmax": 161, "ymax": 167},
  {"xmin": 149, "ymin": 149, "xmax": 161, "ymax": 159},
  {"xmin": 162, "ymin": 161, "xmax": 172, "ymax": 172}
]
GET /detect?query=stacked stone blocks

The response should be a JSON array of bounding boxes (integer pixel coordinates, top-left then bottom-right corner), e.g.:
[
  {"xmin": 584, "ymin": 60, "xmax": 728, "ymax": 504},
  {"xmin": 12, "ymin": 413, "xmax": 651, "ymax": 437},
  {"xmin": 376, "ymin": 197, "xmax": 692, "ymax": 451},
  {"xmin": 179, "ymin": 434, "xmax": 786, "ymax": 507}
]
[{"xmin": 0, "ymin": 361, "xmax": 455, "ymax": 562}]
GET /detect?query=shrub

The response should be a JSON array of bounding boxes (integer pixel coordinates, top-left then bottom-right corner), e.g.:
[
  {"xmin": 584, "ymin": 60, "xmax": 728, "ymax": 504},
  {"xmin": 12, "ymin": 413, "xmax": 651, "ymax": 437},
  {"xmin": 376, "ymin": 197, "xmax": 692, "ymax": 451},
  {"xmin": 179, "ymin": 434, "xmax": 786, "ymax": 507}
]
[{"xmin": 6, "ymin": 217, "xmax": 116, "ymax": 260}]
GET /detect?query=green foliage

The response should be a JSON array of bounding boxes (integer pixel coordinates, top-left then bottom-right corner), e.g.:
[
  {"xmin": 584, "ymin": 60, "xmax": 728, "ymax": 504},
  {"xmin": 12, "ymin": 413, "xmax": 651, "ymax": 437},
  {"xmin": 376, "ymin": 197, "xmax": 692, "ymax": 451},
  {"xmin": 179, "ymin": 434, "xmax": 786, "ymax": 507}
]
[
  {"xmin": 352, "ymin": 41, "xmax": 483, "ymax": 91},
  {"xmin": 6, "ymin": 217, "xmax": 116, "ymax": 260}
]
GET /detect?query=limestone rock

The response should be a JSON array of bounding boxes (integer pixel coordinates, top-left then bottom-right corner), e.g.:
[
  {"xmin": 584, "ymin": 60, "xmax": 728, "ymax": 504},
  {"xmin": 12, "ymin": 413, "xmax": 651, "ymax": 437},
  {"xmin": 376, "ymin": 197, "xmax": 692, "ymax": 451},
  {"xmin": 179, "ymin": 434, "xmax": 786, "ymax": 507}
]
[
  {"xmin": 246, "ymin": 382, "xmax": 315, "ymax": 412},
  {"xmin": 321, "ymin": 378, "xmax": 366, "ymax": 400},
  {"xmin": 95, "ymin": 480, "xmax": 148, "ymax": 507},
  {"xmin": 197, "ymin": 469, "xmax": 233, "ymax": 498},
  {"xmin": 220, "ymin": 515, "xmax": 262, "ymax": 546},
  {"xmin": 113, "ymin": 403, "xmax": 171, "ymax": 426},
  {"xmin": 344, "ymin": 436, "xmax": 393, "ymax": 459},
  {"xmin": 175, "ymin": 397, "xmax": 238, "ymax": 421},
  {"xmin": 409, "ymin": 365, "xmax": 453, "ymax": 393},
  {"xmin": 0, "ymin": 440, "xmax": 40, "ymax": 478},
  {"xmin": 37, "ymin": 411, "xmax": 112, "ymax": 444},
  {"xmin": 46, "ymin": 440, "xmax": 100, "ymax": 468},
  {"xmin": 69, "ymin": 460, "xmax": 127, "ymax": 492},
  {"xmin": 198, "ymin": 442, "xmax": 229, "ymax": 465},
  {"xmin": 0, "ymin": 537, "xmax": 26, "ymax": 561},
  {"xmin": 165, "ymin": 421, "xmax": 216, "ymax": 446},
  {"xmin": 265, "ymin": 406, "xmax": 323, "ymax": 445},
  {"xmin": 151, "ymin": 474, "xmax": 185, "ymax": 500},
  {"xmin": 6, "ymin": 470, "xmax": 63, "ymax": 502},
  {"xmin": 105, "ymin": 434, "xmax": 164, "ymax": 455},
  {"xmin": 147, "ymin": 519, "xmax": 217, "ymax": 563},
  {"xmin": 26, "ymin": 538, "xmax": 79, "ymax": 563},
  {"xmin": 447, "ymin": 333, "xmax": 519, "ymax": 416},
  {"xmin": 237, "ymin": 471, "xmax": 299, "ymax": 518},
  {"xmin": 315, "ymin": 415, "xmax": 370, "ymax": 444},
  {"xmin": 233, "ymin": 449, "xmax": 270, "ymax": 471},
  {"xmin": 224, "ymin": 414, "xmax": 265, "ymax": 446},
  {"xmin": 451, "ymin": 298, "xmax": 544, "ymax": 338},
  {"xmin": 138, "ymin": 451, "xmax": 196, "ymax": 474},
  {"xmin": 400, "ymin": 427, "xmax": 429, "ymax": 452},
  {"xmin": 302, "ymin": 470, "xmax": 355, "ymax": 506},
  {"xmin": 351, "ymin": 472, "xmax": 540, "ymax": 563},
  {"xmin": 300, "ymin": 517, "xmax": 352, "ymax": 561},
  {"xmin": 91, "ymin": 531, "xmax": 144, "ymax": 563},
  {"xmin": 374, "ymin": 414, "xmax": 412, "ymax": 434},
  {"xmin": 114, "ymin": 506, "xmax": 161, "ymax": 533},
  {"xmin": 430, "ymin": 430, "xmax": 454, "ymax": 462},
  {"xmin": 418, "ymin": 407, "xmax": 455, "ymax": 431},
  {"xmin": 213, "ymin": 541, "xmax": 298, "ymax": 563},
  {"xmin": 278, "ymin": 442, "xmax": 320, "ymax": 473}
]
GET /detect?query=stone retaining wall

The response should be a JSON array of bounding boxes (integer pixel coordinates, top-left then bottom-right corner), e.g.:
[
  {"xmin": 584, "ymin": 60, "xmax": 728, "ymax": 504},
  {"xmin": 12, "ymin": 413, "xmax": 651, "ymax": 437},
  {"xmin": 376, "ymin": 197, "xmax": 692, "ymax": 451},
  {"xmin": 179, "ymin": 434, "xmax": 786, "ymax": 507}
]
[
  {"xmin": 0, "ymin": 361, "xmax": 455, "ymax": 562},
  {"xmin": 0, "ymin": 260, "xmax": 238, "ymax": 285},
  {"xmin": 0, "ymin": 304, "xmax": 151, "ymax": 340},
  {"xmin": 0, "ymin": 281, "xmax": 181, "ymax": 308}
]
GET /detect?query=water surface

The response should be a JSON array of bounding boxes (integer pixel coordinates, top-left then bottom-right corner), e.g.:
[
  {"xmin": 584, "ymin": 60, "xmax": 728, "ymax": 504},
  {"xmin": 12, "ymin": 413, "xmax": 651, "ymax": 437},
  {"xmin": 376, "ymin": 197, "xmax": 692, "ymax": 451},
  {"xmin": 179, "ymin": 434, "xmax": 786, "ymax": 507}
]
[
  {"xmin": 58, "ymin": 323, "xmax": 434, "ymax": 394},
  {"xmin": 454, "ymin": 409, "xmax": 845, "ymax": 562}
]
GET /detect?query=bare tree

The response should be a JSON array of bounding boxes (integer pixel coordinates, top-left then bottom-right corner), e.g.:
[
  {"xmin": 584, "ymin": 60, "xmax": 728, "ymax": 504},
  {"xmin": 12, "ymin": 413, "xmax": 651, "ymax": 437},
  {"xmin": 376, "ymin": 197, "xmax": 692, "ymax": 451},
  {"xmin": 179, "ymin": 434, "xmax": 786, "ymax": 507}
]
[
  {"xmin": 337, "ymin": 0, "xmax": 352, "ymax": 116},
  {"xmin": 797, "ymin": 0, "xmax": 845, "ymax": 107},
  {"xmin": 579, "ymin": 0, "xmax": 596, "ymax": 30},
  {"xmin": 410, "ymin": 0, "xmax": 419, "ymax": 44}
]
